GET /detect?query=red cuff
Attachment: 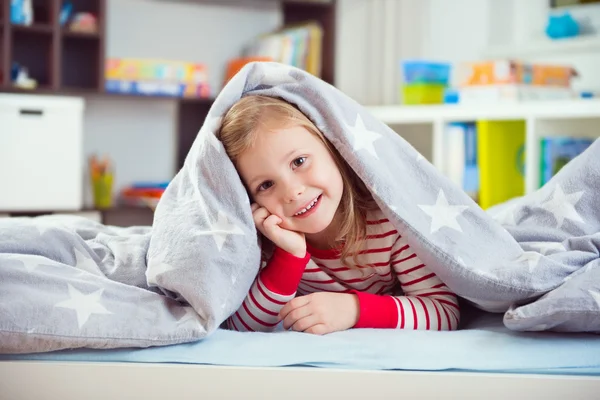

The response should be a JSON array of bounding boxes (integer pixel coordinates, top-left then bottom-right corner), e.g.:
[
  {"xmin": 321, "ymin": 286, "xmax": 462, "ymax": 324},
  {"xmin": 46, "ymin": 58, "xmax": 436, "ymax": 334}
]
[
  {"xmin": 352, "ymin": 291, "xmax": 399, "ymax": 329},
  {"xmin": 259, "ymin": 247, "xmax": 310, "ymax": 296}
]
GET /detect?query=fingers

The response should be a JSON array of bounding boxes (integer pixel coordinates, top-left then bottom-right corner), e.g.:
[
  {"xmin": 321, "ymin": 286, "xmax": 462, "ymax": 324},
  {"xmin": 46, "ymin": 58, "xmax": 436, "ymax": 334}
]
[
  {"xmin": 290, "ymin": 314, "xmax": 321, "ymax": 333},
  {"xmin": 282, "ymin": 305, "xmax": 312, "ymax": 330},
  {"xmin": 304, "ymin": 324, "xmax": 328, "ymax": 335},
  {"xmin": 252, "ymin": 205, "xmax": 270, "ymax": 231},
  {"xmin": 280, "ymin": 295, "xmax": 330, "ymax": 335},
  {"xmin": 251, "ymin": 204, "xmax": 285, "ymax": 240},
  {"xmin": 279, "ymin": 296, "xmax": 310, "ymax": 322},
  {"xmin": 262, "ymin": 214, "xmax": 283, "ymax": 236}
]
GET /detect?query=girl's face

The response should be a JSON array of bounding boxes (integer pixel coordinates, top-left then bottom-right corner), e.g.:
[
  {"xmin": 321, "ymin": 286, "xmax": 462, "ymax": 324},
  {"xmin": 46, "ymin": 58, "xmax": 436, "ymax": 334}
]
[{"xmin": 236, "ymin": 122, "xmax": 344, "ymax": 237}]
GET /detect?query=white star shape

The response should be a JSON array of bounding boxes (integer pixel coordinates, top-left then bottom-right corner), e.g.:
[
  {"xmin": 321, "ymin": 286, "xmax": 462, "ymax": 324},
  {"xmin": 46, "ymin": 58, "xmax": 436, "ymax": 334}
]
[
  {"xmin": 146, "ymin": 250, "xmax": 176, "ymax": 287},
  {"xmin": 209, "ymin": 210, "xmax": 245, "ymax": 251},
  {"xmin": 197, "ymin": 115, "xmax": 222, "ymax": 153},
  {"xmin": 515, "ymin": 251, "xmax": 542, "ymax": 273},
  {"xmin": 23, "ymin": 261, "xmax": 42, "ymax": 273},
  {"xmin": 54, "ymin": 284, "xmax": 112, "ymax": 329},
  {"xmin": 345, "ymin": 114, "xmax": 382, "ymax": 159},
  {"xmin": 539, "ymin": 184, "xmax": 585, "ymax": 228},
  {"xmin": 589, "ymin": 290, "xmax": 600, "ymax": 309},
  {"xmin": 528, "ymin": 242, "xmax": 566, "ymax": 255},
  {"xmin": 74, "ymin": 247, "xmax": 101, "ymax": 275},
  {"xmin": 254, "ymin": 63, "xmax": 297, "ymax": 87},
  {"xmin": 493, "ymin": 205, "xmax": 517, "ymax": 226},
  {"xmin": 418, "ymin": 189, "xmax": 469, "ymax": 234},
  {"xmin": 7, "ymin": 255, "xmax": 39, "ymax": 273}
]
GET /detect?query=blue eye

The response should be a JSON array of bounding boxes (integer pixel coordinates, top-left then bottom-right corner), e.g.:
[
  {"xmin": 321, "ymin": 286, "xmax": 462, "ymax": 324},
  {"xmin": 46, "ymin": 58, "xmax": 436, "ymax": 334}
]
[{"xmin": 293, "ymin": 157, "xmax": 306, "ymax": 168}]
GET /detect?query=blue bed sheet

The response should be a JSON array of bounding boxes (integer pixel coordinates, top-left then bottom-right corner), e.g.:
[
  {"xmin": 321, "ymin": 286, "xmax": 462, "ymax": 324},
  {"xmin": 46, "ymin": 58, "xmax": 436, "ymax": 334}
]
[{"xmin": 3, "ymin": 310, "xmax": 600, "ymax": 375}]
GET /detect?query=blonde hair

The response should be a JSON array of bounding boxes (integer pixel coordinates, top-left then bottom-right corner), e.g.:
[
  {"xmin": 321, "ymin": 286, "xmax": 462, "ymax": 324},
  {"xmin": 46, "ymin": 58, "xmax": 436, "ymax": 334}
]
[{"xmin": 217, "ymin": 95, "xmax": 376, "ymax": 266}]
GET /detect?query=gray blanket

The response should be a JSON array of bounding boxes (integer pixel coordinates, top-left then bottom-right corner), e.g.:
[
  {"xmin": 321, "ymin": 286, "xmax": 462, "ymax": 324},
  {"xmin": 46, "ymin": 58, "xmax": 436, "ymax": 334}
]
[{"xmin": 1, "ymin": 62, "xmax": 599, "ymax": 354}]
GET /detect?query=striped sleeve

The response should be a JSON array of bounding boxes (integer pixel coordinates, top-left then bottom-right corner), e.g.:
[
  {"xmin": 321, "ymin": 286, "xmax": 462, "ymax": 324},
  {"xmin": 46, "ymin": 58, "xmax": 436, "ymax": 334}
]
[
  {"xmin": 227, "ymin": 247, "xmax": 310, "ymax": 332},
  {"xmin": 353, "ymin": 235, "xmax": 460, "ymax": 331},
  {"xmin": 389, "ymin": 236, "xmax": 460, "ymax": 331}
]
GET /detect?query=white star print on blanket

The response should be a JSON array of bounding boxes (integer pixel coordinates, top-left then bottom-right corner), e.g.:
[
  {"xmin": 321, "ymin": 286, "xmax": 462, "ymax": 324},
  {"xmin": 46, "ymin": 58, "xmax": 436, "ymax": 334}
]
[{"xmin": 2, "ymin": 62, "xmax": 600, "ymax": 355}]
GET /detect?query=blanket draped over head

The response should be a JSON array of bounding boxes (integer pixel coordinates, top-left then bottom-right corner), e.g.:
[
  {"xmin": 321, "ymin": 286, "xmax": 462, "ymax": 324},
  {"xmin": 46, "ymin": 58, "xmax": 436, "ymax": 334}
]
[{"xmin": 1, "ymin": 62, "xmax": 599, "ymax": 354}]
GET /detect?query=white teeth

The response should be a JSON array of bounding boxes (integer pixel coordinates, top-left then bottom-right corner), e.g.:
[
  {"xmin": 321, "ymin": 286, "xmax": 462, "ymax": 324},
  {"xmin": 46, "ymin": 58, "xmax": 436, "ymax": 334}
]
[{"xmin": 295, "ymin": 196, "xmax": 319, "ymax": 216}]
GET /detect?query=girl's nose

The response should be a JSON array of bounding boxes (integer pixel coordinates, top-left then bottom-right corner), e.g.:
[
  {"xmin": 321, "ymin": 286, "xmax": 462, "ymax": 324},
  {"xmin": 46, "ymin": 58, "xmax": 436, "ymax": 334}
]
[{"xmin": 284, "ymin": 181, "xmax": 305, "ymax": 203}]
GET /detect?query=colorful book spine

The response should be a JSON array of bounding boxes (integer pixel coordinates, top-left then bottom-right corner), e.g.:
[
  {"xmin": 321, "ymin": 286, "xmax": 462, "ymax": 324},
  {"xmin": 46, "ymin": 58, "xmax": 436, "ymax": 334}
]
[
  {"xmin": 539, "ymin": 137, "xmax": 594, "ymax": 187},
  {"xmin": 463, "ymin": 123, "xmax": 479, "ymax": 200}
]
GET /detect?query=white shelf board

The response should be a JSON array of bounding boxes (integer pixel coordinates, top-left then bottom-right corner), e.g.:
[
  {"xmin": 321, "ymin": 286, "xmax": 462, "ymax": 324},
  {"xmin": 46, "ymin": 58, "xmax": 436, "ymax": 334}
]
[
  {"xmin": 483, "ymin": 35, "xmax": 600, "ymax": 58},
  {"xmin": 366, "ymin": 99, "xmax": 600, "ymax": 125}
]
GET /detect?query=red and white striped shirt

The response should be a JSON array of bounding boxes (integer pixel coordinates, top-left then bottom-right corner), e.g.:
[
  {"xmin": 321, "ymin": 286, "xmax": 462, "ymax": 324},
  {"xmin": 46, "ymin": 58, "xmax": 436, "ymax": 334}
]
[{"xmin": 227, "ymin": 209, "xmax": 460, "ymax": 332}]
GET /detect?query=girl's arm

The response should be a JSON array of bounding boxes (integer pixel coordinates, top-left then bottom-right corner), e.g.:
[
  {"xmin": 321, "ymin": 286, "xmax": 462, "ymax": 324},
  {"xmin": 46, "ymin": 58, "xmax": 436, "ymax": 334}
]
[
  {"xmin": 227, "ymin": 248, "xmax": 310, "ymax": 332},
  {"xmin": 353, "ymin": 236, "xmax": 460, "ymax": 331}
]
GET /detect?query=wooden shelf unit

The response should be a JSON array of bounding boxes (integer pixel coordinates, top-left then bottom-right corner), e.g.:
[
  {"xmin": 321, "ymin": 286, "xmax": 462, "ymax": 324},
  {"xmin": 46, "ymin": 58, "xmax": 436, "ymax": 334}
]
[
  {"xmin": 1, "ymin": 0, "xmax": 336, "ymax": 170},
  {"xmin": 175, "ymin": 0, "xmax": 337, "ymax": 169},
  {"xmin": 0, "ymin": 0, "xmax": 337, "ymax": 225},
  {"xmin": 0, "ymin": 0, "xmax": 106, "ymax": 92}
]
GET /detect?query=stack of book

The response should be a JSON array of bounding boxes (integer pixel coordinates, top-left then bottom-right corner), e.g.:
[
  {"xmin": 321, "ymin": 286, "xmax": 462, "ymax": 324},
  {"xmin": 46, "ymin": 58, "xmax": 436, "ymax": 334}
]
[{"xmin": 241, "ymin": 22, "xmax": 323, "ymax": 78}]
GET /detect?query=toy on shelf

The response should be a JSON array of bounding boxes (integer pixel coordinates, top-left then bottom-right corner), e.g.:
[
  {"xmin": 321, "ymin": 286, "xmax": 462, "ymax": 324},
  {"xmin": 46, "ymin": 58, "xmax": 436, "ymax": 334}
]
[
  {"xmin": 11, "ymin": 62, "xmax": 37, "ymax": 89},
  {"xmin": 59, "ymin": 1, "xmax": 73, "ymax": 26},
  {"xmin": 10, "ymin": 0, "xmax": 34, "ymax": 26},
  {"xmin": 105, "ymin": 58, "xmax": 211, "ymax": 99},
  {"xmin": 58, "ymin": 1, "xmax": 98, "ymax": 33},
  {"xmin": 546, "ymin": 12, "xmax": 580, "ymax": 40},
  {"xmin": 68, "ymin": 12, "xmax": 98, "ymax": 34}
]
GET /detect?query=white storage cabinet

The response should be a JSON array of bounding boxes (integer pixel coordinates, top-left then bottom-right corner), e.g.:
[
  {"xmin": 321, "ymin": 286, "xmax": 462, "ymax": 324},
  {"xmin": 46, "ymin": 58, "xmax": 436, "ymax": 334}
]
[{"xmin": 0, "ymin": 94, "xmax": 85, "ymax": 211}]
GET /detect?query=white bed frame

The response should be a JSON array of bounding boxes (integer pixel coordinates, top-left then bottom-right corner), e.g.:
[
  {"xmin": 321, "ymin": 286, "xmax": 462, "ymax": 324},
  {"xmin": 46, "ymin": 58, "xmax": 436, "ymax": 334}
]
[{"xmin": 1, "ymin": 361, "xmax": 600, "ymax": 399}]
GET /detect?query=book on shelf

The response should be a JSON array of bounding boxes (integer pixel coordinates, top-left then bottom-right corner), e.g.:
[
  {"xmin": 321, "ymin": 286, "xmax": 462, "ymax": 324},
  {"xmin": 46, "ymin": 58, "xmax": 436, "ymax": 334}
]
[
  {"xmin": 443, "ymin": 122, "xmax": 479, "ymax": 202},
  {"xmin": 442, "ymin": 120, "xmax": 526, "ymax": 209},
  {"xmin": 242, "ymin": 21, "xmax": 323, "ymax": 77},
  {"xmin": 441, "ymin": 123, "xmax": 596, "ymax": 210},
  {"xmin": 539, "ymin": 137, "xmax": 594, "ymax": 187}
]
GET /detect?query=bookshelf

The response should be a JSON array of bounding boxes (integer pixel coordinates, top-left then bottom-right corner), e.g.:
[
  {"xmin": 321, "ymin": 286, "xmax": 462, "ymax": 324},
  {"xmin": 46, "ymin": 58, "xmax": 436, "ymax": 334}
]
[
  {"xmin": 1, "ymin": 1, "xmax": 336, "ymax": 166},
  {"xmin": 175, "ymin": 0, "xmax": 336, "ymax": 169},
  {"xmin": 367, "ymin": 99, "xmax": 600, "ymax": 197},
  {"xmin": 0, "ymin": 0, "xmax": 106, "ymax": 92},
  {"xmin": 0, "ymin": 0, "xmax": 337, "ymax": 225}
]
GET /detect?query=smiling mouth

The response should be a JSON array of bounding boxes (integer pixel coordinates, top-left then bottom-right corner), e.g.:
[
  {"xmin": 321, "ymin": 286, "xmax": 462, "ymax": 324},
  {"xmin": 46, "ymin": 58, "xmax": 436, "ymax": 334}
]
[{"xmin": 294, "ymin": 195, "xmax": 322, "ymax": 216}]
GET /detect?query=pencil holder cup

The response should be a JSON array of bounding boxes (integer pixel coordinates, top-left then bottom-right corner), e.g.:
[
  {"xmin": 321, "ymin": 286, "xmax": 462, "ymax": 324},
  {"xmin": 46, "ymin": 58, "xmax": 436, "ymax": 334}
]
[{"xmin": 91, "ymin": 172, "xmax": 114, "ymax": 209}]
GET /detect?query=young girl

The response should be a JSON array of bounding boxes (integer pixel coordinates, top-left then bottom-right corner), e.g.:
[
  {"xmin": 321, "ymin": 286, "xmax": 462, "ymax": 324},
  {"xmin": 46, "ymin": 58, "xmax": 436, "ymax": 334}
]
[{"xmin": 217, "ymin": 95, "xmax": 460, "ymax": 335}]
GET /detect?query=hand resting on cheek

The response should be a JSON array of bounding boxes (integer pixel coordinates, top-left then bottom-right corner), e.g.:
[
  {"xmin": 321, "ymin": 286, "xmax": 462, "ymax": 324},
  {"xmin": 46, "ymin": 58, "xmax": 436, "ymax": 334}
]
[{"xmin": 251, "ymin": 203, "xmax": 306, "ymax": 258}]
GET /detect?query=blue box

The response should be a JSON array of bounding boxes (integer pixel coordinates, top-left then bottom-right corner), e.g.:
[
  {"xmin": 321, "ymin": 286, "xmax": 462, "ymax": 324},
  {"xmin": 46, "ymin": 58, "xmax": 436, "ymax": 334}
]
[{"xmin": 401, "ymin": 60, "xmax": 451, "ymax": 85}]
